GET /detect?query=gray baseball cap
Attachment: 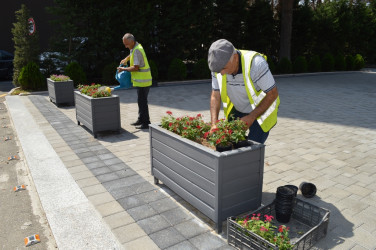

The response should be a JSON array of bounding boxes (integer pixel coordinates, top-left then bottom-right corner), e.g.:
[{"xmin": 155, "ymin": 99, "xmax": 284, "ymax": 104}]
[{"xmin": 207, "ymin": 39, "xmax": 235, "ymax": 72}]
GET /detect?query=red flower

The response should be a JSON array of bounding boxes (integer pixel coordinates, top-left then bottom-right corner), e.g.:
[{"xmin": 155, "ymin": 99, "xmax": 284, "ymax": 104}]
[
  {"xmin": 196, "ymin": 114, "xmax": 202, "ymax": 117},
  {"xmin": 260, "ymin": 226, "xmax": 268, "ymax": 232},
  {"xmin": 183, "ymin": 127, "xmax": 188, "ymax": 130},
  {"xmin": 278, "ymin": 226, "xmax": 284, "ymax": 233},
  {"xmin": 189, "ymin": 117, "xmax": 194, "ymax": 121},
  {"xmin": 169, "ymin": 123, "xmax": 173, "ymax": 127},
  {"xmin": 204, "ymin": 132, "xmax": 209, "ymax": 139},
  {"xmin": 196, "ymin": 125, "xmax": 201, "ymax": 129},
  {"xmin": 216, "ymin": 139, "xmax": 221, "ymax": 144},
  {"xmin": 166, "ymin": 111, "xmax": 172, "ymax": 115}
]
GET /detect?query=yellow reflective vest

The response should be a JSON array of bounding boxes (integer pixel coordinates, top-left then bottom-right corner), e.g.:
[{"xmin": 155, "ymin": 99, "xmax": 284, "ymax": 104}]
[
  {"xmin": 130, "ymin": 43, "xmax": 152, "ymax": 87},
  {"xmin": 216, "ymin": 50, "xmax": 280, "ymax": 132}
]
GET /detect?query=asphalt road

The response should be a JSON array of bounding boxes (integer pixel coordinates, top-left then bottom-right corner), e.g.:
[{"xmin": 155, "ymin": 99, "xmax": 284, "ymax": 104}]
[{"xmin": 0, "ymin": 80, "xmax": 56, "ymax": 249}]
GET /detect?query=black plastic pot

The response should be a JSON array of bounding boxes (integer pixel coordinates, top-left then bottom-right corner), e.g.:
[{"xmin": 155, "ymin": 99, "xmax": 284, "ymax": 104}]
[
  {"xmin": 275, "ymin": 186, "xmax": 295, "ymax": 223},
  {"xmin": 216, "ymin": 143, "xmax": 232, "ymax": 152},
  {"xmin": 299, "ymin": 182, "xmax": 317, "ymax": 198},
  {"xmin": 233, "ymin": 140, "xmax": 250, "ymax": 149},
  {"xmin": 276, "ymin": 211, "xmax": 292, "ymax": 223},
  {"xmin": 284, "ymin": 185, "xmax": 298, "ymax": 197}
]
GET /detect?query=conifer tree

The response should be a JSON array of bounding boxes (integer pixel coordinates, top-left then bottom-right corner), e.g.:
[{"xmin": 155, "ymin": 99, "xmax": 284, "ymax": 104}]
[{"xmin": 11, "ymin": 4, "xmax": 40, "ymax": 86}]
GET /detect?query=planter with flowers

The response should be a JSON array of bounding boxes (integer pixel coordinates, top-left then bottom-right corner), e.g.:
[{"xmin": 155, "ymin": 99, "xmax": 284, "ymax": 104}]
[
  {"xmin": 227, "ymin": 198, "xmax": 330, "ymax": 249},
  {"xmin": 150, "ymin": 112, "xmax": 265, "ymax": 233},
  {"xmin": 75, "ymin": 84, "xmax": 120, "ymax": 138},
  {"xmin": 47, "ymin": 74, "xmax": 74, "ymax": 106}
]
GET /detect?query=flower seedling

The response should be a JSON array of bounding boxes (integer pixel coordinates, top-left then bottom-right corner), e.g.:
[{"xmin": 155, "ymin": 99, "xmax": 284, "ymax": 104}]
[
  {"xmin": 78, "ymin": 84, "xmax": 112, "ymax": 98},
  {"xmin": 49, "ymin": 74, "xmax": 71, "ymax": 81}
]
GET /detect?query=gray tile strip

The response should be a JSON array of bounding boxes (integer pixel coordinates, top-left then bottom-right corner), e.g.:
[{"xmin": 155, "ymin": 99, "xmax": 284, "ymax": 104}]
[{"xmin": 28, "ymin": 95, "xmax": 226, "ymax": 249}]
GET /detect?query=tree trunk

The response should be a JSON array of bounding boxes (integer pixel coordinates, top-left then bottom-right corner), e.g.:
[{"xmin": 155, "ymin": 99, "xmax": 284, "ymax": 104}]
[{"xmin": 279, "ymin": 0, "xmax": 293, "ymax": 60}]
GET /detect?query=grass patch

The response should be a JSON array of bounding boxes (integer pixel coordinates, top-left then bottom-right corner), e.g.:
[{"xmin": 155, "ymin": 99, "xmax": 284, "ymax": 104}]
[{"xmin": 11, "ymin": 88, "xmax": 30, "ymax": 95}]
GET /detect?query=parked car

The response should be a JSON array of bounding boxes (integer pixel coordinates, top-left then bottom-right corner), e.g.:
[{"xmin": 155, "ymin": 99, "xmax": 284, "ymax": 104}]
[{"xmin": 0, "ymin": 50, "xmax": 14, "ymax": 80}]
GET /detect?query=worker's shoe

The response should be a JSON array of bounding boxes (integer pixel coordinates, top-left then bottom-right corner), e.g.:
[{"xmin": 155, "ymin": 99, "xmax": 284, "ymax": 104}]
[
  {"xmin": 130, "ymin": 120, "xmax": 142, "ymax": 126},
  {"xmin": 136, "ymin": 123, "xmax": 149, "ymax": 129}
]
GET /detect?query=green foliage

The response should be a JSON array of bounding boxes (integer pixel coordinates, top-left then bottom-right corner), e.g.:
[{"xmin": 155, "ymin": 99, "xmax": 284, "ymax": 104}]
[
  {"xmin": 18, "ymin": 62, "xmax": 45, "ymax": 90},
  {"xmin": 334, "ymin": 54, "xmax": 346, "ymax": 71},
  {"xmin": 102, "ymin": 62, "xmax": 118, "ymax": 85},
  {"xmin": 345, "ymin": 55, "xmax": 354, "ymax": 71},
  {"xmin": 308, "ymin": 55, "xmax": 321, "ymax": 72},
  {"xmin": 64, "ymin": 62, "xmax": 87, "ymax": 86},
  {"xmin": 167, "ymin": 58, "xmax": 187, "ymax": 81},
  {"xmin": 276, "ymin": 57, "xmax": 292, "ymax": 74},
  {"xmin": 267, "ymin": 57, "xmax": 276, "ymax": 74},
  {"xmin": 11, "ymin": 4, "xmax": 40, "ymax": 86},
  {"xmin": 293, "ymin": 56, "xmax": 308, "ymax": 73},
  {"xmin": 353, "ymin": 54, "xmax": 365, "ymax": 70},
  {"xmin": 149, "ymin": 60, "xmax": 158, "ymax": 81},
  {"xmin": 50, "ymin": 74, "xmax": 70, "ymax": 81},
  {"xmin": 193, "ymin": 59, "xmax": 210, "ymax": 79},
  {"xmin": 321, "ymin": 53, "xmax": 335, "ymax": 72}
]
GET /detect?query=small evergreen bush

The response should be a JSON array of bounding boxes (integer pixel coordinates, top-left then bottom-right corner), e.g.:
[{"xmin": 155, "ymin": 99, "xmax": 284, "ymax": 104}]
[
  {"xmin": 308, "ymin": 55, "xmax": 321, "ymax": 72},
  {"xmin": 64, "ymin": 61, "xmax": 87, "ymax": 86},
  {"xmin": 276, "ymin": 57, "xmax": 292, "ymax": 74},
  {"xmin": 345, "ymin": 55, "xmax": 354, "ymax": 71},
  {"xmin": 167, "ymin": 58, "xmax": 187, "ymax": 81},
  {"xmin": 334, "ymin": 54, "xmax": 346, "ymax": 71},
  {"xmin": 321, "ymin": 53, "xmax": 335, "ymax": 72},
  {"xmin": 102, "ymin": 62, "xmax": 119, "ymax": 85},
  {"xmin": 193, "ymin": 59, "xmax": 211, "ymax": 79},
  {"xmin": 353, "ymin": 54, "xmax": 365, "ymax": 70},
  {"xmin": 149, "ymin": 60, "xmax": 158, "ymax": 80},
  {"xmin": 293, "ymin": 56, "xmax": 308, "ymax": 73},
  {"xmin": 267, "ymin": 57, "xmax": 275, "ymax": 74},
  {"xmin": 18, "ymin": 61, "xmax": 45, "ymax": 90}
]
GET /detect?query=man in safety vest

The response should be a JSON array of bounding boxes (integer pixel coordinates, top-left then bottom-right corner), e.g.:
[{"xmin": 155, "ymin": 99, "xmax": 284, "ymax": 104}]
[
  {"xmin": 118, "ymin": 33, "xmax": 152, "ymax": 129},
  {"xmin": 207, "ymin": 39, "xmax": 280, "ymax": 144}
]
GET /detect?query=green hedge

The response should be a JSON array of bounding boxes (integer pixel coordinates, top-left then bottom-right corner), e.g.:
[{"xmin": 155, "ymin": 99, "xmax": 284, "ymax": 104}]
[
  {"xmin": 102, "ymin": 62, "xmax": 119, "ymax": 85},
  {"xmin": 334, "ymin": 54, "xmax": 346, "ymax": 71},
  {"xmin": 345, "ymin": 55, "xmax": 354, "ymax": 71},
  {"xmin": 353, "ymin": 54, "xmax": 365, "ymax": 70},
  {"xmin": 167, "ymin": 58, "xmax": 187, "ymax": 81},
  {"xmin": 193, "ymin": 59, "xmax": 210, "ymax": 79},
  {"xmin": 308, "ymin": 55, "xmax": 321, "ymax": 72},
  {"xmin": 321, "ymin": 53, "xmax": 335, "ymax": 72},
  {"xmin": 18, "ymin": 62, "xmax": 45, "ymax": 90},
  {"xmin": 149, "ymin": 59, "xmax": 159, "ymax": 80},
  {"xmin": 293, "ymin": 56, "xmax": 308, "ymax": 73},
  {"xmin": 276, "ymin": 57, "xmax": 292, "ymax": 74},
  {"xmin": 64, "ymin": 61, "xmax": 87, "ymax": 86}
]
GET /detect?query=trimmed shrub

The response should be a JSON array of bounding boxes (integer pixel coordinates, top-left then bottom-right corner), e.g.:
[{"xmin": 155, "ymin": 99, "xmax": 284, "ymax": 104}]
[
  {"xmin": 353, "ymin": 54, "xmax": 365, "ymax": 70},
  {"xmin": 308, "ymin": 55, "xmax": 321, "ymax": 72},
  {"xmin": 345, "ymin": 55, "xmax": 354, "ymax": 71},
  {"xmin": 18, "ymin": 61, "xmax": 45, "ymax": 90},
  {"xmin": 267, "ymin": 57, "xmax": 275, "ymax": 74},
  {"xmin": 293, "ymin": 56, "xmax": 308, "ymax": 73},
  {"xmin": 321, "ymin": 53, "xmax": 335, "ymax": 72},
  {"xmin": 167, "ymin": 58, "xmax": 187, "ymax": 81},
  {"xmin": 64, "ymin": 61, "xmax": 87, "ymax": 86},
  {"xmin": 193, "ymin": 59, "xmax": 210, "ymax": 79},
  {"xmin": 102, "ymin": 62, "xmax": 119, "ymax": 85},
  {"xmin": 276, "ymin": 57, "xmax": 292, "ymax": 74},
  {"xmin": 334, "ymin": 54, "xmax": 346, "ymax": 71},
  {"xmin": 149, "ymin": 60, "xmax": 158, "ymax": 80}
]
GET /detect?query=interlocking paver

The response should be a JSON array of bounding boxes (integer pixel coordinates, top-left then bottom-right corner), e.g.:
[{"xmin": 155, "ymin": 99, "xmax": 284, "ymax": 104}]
[{"xmin": 13, "ymin": 72, "xmax": 376, "ymax": 249}]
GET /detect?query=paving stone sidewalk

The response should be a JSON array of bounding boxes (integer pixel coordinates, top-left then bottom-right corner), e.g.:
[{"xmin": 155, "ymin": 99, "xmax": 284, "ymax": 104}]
[{"xmin": 7, "ymin": 71, "xmax": 376, "ymax": 249}]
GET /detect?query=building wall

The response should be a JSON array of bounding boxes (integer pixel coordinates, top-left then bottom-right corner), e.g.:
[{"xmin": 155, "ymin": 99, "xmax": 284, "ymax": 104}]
[{"xmin": 1, "ymin": 0, "xmax": 55, "ymax": 54}]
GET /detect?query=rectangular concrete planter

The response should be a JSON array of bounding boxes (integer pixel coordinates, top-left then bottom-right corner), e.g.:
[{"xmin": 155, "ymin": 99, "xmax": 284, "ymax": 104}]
[
  {"xmin": 47, "ymin": 78, "xmax": 74, "ymax": 106},
  {"xmin": 74, "ymin": 91, "xmax": 121, "ymax": 138},
  {"xmin": 149, "ymin": 124, "xmax": 265, "ymax": 233}
]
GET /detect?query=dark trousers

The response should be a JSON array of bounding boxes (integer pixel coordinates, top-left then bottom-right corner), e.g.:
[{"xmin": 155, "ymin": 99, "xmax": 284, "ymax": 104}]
[
  {"xmin": 137, "ymin": 87, "xmax": 150, "ymax": 124},
  {"xmin": 229, "ymin": 109, "xmax": 269, "ymax": 144}
]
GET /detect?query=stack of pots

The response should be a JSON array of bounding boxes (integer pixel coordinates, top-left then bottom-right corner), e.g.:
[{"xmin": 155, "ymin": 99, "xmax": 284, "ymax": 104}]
[{"xmin": 275, "ymin": 186, "xmax": 296, "ymax": 223}]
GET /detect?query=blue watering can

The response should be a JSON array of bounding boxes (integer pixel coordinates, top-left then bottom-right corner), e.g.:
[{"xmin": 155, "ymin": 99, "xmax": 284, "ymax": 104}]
[{"xmin": 114, "ymin": 64, "xmax": 132, "ymax": 90}]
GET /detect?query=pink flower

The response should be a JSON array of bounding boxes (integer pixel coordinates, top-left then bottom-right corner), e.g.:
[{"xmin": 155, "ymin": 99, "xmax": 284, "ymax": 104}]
[{"xmin": 260, "ymin": 226, "xmax": 268, "ymax": 232}]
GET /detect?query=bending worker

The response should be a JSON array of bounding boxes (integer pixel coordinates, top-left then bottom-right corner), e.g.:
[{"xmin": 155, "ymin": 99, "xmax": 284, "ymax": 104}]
[
  {"xmin": 207, "ymin": 39, "xmax": 280, "ymax": 144},
  {"xmin": 117, "ymin": 33, "xmax": 152, "ymax": 129}
]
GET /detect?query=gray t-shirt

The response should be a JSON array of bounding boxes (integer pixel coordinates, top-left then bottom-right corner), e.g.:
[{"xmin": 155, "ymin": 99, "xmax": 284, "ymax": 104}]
[
  {"xmin": 130, "ymin": 42, "xmax": 145, "ymax": 67},
  {"xmin": 211, "ymin": 53, "xmax": 275, "ymax": 113}
]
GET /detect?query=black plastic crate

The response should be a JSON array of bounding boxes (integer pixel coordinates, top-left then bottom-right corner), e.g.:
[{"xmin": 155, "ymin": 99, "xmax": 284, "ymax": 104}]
[{"xmin": 227, "ymin": 198, "xmax": 330, "ymax": 249}]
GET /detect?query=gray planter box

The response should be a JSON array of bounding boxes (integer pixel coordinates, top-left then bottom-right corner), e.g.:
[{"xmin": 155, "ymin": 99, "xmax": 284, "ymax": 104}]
[
  {"xmin": 149, "ymin": 124, "xmax": 265, "ymax": 233},
  {"xmin": 74, "ymin": 91, "xmax": 121, "ymax": 138},
  {"xmin": 47, "ymin": 78, "xmax": 74, "ymax": 106}
]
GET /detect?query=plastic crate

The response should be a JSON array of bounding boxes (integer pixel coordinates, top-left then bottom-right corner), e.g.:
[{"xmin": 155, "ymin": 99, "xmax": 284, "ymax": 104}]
[{"xmin": 227, "ymin": 198, "xmax": 330, "ymax": 249}]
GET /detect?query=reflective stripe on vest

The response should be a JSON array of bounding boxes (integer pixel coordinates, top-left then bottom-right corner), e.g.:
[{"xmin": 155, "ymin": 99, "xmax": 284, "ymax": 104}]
[
  {"xmin": 216, "ymin": 50, "xmax": 280, "ymax": 132},
  {"xmin": 130, "ymin": 43, "xmax": 152, "ymax": 87}
]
